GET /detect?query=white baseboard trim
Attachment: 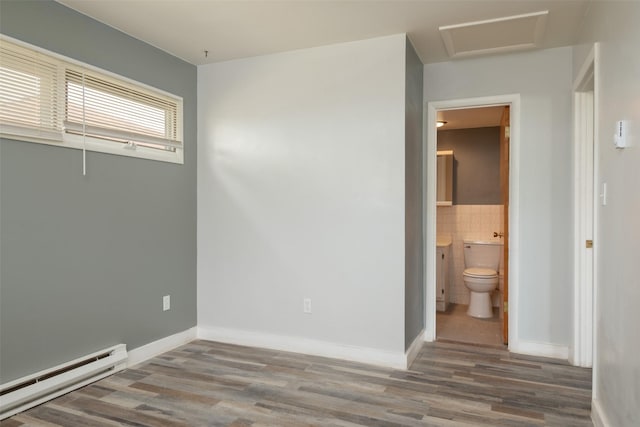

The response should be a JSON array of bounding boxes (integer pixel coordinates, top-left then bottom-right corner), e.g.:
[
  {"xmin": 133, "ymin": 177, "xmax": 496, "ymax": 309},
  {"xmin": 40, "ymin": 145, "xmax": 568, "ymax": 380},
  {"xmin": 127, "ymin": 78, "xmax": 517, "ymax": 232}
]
[
  {"xmin": 591, "ymin": 398, "xmax": 611, "ymax": 427},
  {"xmin": 127, "ymin": 327, "xmax": 197, "ymax": 368},
  {"xmin": 197, "ymin": 326, "xmax": 406, "ymax": 369},
  {"xmin": 424, "ymin": 327, "xmax": 435, "ymax": 342},
  {"xmin": 405, "ymin": 329, "xmax": 425, "ymax": 369},
  {"xmin": 509, "ymin": 339, "xmax": 569, "ymax": 360}
]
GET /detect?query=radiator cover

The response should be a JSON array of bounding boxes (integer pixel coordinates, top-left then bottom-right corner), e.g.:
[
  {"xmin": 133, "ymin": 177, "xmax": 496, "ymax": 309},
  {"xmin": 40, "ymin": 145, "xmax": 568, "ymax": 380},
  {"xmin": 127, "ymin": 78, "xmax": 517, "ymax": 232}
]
[{"xmin": 0, "ymin": 344, "xmax": 127, "ymax": 419}]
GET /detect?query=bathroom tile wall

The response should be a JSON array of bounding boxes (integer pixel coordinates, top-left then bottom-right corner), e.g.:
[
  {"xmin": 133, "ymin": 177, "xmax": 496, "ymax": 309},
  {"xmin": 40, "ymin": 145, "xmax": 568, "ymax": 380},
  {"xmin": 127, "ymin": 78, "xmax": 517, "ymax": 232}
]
[{"xmin": 437, "ymin": 204, "xmax": 504, "ymax": 305}]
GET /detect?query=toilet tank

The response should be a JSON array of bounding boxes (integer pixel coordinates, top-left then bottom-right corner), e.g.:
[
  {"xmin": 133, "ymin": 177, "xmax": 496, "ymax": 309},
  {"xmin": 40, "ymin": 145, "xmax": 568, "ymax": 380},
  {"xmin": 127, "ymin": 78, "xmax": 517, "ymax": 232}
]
[{"xmin": 463, "ymin": 240, "xmax": 502, "ymax": 271}]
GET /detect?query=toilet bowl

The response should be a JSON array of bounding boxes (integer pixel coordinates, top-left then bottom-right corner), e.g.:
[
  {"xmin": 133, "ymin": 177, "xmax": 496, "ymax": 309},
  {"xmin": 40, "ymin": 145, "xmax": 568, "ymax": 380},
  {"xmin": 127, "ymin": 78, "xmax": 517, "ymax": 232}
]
[{"xmin": 463, "ymin": 241, "xmax": 502, "ymax": 319}]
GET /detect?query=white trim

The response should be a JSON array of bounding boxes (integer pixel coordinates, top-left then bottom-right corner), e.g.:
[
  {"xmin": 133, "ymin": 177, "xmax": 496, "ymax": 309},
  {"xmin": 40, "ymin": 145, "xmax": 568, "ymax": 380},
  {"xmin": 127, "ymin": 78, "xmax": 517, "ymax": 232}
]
[
  {"xmin": 573, "ymin": 47, "xmax": 596, "ymax": 92},
  {"xmin": 2, "ymin": 132, "xmax": 184, "ymax": 164},
  {"xmin": 424, "ymin": 104, "xmax": 437, "ymax": 343},
  {"xmin": 127, "ymin": 327, "xmax": 197, "ymax": 368},
  {"xmin": 405, "ymin": 329, "xmax": 426, "ymax": 369},
  {"xmin": 571, "ymin": 44, "xmax": 599, "ymax": 370},
  {"xmin": 197, "ymin": 326, "xmax": 407, "ymax": 369},
  {"xmin": 591, "ymin": 398, "xmax": 611, "ymax": 427},
  {"xmin": 64, "ymin": 121, "xmax": 182, "ymax": 149},
  {"xmin": 509, "ymin": 339, "xmax": 569, "ymax": 360},
  {"xmin": 425, "ymin": 94, "xmax": 520, "ymax": 349},
  {"xmin": 66, "ymin": 133, "xmax": 184, "ymax": 164},
  {"xmin": 591, "ymin": 42, "xmax": 601, "ymax": 400}
]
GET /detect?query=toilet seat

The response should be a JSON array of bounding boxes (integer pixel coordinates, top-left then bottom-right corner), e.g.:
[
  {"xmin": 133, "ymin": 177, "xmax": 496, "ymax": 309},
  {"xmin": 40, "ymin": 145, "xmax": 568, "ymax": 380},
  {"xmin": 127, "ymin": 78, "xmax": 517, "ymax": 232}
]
[{"xmin": 463, "ymin": 267, "xmax": 498, "ymax": 279}]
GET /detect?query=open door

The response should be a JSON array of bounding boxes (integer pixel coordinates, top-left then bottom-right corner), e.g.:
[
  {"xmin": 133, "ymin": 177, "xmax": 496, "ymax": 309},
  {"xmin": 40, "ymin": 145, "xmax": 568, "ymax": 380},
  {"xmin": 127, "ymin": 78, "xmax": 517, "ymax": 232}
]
[{"xmin": 499, "ymin": 106, "xmax": 510, "ymax": 345}]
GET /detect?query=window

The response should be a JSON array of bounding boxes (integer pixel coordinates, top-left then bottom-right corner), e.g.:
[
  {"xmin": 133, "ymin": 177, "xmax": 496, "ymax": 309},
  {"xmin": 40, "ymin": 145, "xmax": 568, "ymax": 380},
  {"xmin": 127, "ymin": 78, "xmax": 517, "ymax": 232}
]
[
  {"xmin": 0, "ymin": 37, "xmax": 183, "ymax": 164},
  {"xmin": 0, "ymin": 41, "xmax": 61, "ymax": 142}
]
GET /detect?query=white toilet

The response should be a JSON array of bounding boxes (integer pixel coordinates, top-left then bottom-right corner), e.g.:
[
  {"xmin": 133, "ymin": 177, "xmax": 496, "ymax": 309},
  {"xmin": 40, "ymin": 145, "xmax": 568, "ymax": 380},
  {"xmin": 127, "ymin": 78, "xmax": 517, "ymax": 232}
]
[{"xmin": 463, "ymin": 240, "xmax": 502, "ymax": 318}]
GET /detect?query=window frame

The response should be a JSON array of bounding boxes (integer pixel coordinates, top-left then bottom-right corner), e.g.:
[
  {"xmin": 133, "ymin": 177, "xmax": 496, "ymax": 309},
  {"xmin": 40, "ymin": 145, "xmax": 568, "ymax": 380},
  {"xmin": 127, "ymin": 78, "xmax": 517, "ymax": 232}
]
[{"xmin": 0, "ymin": 35, "xmax": 184, "ymax": 164}]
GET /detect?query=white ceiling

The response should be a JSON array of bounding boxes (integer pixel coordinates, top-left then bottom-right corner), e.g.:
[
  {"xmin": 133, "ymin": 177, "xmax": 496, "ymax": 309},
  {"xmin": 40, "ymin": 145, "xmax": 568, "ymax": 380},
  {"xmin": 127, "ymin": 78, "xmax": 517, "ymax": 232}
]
[{"xmin": 56, "ymin": 0, "xmax": 590, "ymax": 66}]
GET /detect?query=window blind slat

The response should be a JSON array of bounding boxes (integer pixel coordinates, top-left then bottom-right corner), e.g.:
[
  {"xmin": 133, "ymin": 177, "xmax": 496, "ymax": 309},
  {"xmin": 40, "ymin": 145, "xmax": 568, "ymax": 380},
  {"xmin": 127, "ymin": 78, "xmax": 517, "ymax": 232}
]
[
  {"xmin": 0, "ymin": 122, "xmax": 62, "ymax": 142},
  {"xmin": 0, "ymin": 41, "xmax": 60, "ymax": 134}
]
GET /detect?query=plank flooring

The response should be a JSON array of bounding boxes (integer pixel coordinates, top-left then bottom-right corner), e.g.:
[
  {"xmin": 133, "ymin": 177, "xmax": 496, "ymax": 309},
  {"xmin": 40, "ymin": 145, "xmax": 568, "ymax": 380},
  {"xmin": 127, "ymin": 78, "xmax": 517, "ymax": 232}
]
[{"xmin": 2, "ymin": 340, "xmax": 593, "ymax": 426}]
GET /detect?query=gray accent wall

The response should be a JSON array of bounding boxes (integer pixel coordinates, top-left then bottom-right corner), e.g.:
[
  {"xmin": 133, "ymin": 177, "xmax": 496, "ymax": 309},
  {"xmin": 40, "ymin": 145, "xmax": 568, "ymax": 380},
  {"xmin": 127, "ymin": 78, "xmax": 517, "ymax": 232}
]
[
  {"xmin": 437, "ymin": 127, "xmax": 501, "ymax": 205},
  {"xmin": 404, "ymin": 37, "xmax": 424, "ymax": 350},
  {"xmin": 0, "ymin": 0, "xmax": 197, "ymax": 383}
]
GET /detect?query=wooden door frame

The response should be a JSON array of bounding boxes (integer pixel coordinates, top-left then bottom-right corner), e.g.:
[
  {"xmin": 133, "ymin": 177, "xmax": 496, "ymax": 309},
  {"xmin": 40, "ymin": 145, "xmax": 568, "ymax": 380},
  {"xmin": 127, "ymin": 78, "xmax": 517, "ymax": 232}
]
[
  {"xmin": 572, "ymin": 44, "xmax": 599, "ymax": 371},
  {"xmin": 424, "ymin": 94, "xmax": 520, "ymax": 349},
  {"xmin": 499, "ymin": 106, "xmax": 510, "ymax": 345}
]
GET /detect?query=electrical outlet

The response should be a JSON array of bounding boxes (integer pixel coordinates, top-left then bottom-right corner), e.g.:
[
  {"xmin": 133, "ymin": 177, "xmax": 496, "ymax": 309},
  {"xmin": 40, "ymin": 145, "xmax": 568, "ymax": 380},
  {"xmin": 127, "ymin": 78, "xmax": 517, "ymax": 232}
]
[
  {"xmin": 163, "ymin": 295, "xmax": 170, "ymax": 311},
  {"xmin": 303, "ymin": 298, "xmax": 312, "ymax": 314}
]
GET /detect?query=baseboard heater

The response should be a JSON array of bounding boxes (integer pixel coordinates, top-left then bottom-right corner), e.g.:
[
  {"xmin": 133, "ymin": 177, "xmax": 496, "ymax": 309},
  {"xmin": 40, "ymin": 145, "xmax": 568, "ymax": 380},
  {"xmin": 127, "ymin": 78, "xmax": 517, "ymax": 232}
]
[{"xmin": 0, "ymin": 344, "xmax": 127, "ymax": 420}]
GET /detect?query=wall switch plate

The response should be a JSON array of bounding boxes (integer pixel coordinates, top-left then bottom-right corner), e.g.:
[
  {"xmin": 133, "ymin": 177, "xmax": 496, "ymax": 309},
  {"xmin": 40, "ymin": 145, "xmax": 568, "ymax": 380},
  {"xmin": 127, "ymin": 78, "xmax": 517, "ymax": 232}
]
[
  {"xmin": 601, "ymin": 182, "xmax": 607, "ymax": 206},
  {"xmin": 163, "ymin": 295, "xmax": 170, "ymax": 311},
  {"xmin": 303, "ymin": 298, "xmax": 312, "ymax": 314}
]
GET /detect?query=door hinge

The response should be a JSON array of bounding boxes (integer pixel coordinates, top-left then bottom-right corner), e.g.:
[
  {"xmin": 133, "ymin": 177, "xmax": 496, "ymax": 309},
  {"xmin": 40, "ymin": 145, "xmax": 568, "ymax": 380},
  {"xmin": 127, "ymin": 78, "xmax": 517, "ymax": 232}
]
[
  {"xmin": 586, "ymin": 239, "xmax": 593, "ymax": 248},
  {"xmin": 503, "ymin": 302, "xmax": 508, "ymax": 313}
]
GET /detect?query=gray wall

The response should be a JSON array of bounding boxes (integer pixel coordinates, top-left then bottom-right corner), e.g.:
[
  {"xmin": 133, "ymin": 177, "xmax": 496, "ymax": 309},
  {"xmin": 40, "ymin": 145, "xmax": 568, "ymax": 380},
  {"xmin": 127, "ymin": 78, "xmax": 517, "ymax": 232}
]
[
  {"xmin": 425, "ymin": 47, "xmax": 573, "ymax": 348},
  {"xmin": 576, "ymin": 2, "xmax": 640, "ymax": 425},
  {"xmin": 404, "ymin": 37, "xmax": 424, "ymax": 350},
  {"xmin": 437, "ymin": 127, "xmax": 501, "ymax": 205},
  {"xmin": 0, "ymin": 0, "xmax": 197, "ymax": 383}
]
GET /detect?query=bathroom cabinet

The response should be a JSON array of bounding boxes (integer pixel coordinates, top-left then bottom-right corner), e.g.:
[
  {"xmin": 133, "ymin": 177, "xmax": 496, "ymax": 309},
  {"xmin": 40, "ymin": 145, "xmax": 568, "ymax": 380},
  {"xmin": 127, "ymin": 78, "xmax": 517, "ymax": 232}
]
[
  {"xmin": 436, "ymin": 150, "xmax": 453, "ymax": 206},
  {"xmin": 436, "ymin": 242, "xmax": 451, "ymax": 312}
]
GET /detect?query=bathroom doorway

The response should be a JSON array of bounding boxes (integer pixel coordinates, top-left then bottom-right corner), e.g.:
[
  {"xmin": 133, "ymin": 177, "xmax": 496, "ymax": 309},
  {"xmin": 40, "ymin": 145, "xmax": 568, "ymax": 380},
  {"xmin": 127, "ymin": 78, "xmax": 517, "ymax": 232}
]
[{"xmin": 425, "ymin": 95, "xmax": 519, "ymax": 349}]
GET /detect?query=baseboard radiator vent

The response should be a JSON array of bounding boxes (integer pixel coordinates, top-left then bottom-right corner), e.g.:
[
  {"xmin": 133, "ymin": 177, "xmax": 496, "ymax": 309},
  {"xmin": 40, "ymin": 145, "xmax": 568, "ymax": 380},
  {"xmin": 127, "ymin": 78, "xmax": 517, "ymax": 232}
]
[{"xmin": 0, "ymin": 344, "xmax": 127, "ymax": 420}]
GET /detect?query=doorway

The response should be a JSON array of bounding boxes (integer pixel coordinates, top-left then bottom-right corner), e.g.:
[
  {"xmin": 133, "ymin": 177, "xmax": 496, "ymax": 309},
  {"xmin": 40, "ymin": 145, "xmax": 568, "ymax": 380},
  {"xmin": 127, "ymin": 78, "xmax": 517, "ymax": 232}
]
[
  {"xmin": 424, "ymin": 95, "xmax": 520, "ymax": 350},
  {"xmin": 433, "ymin": 106, "xmax": 509, "ymax": 346}
]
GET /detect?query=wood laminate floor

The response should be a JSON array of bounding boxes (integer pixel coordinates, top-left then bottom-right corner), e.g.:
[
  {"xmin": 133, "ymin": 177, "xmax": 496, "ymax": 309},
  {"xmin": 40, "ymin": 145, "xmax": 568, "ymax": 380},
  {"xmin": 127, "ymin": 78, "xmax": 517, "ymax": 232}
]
[{"xmin": 2, "ymin": 340, "xmax": 592, "ymax": 427}]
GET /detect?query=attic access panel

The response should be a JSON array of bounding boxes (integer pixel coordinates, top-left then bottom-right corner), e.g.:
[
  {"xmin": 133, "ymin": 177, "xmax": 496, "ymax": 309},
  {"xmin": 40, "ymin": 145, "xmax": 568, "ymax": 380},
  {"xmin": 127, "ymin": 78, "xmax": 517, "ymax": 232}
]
[{"xmin": 439, "ymin": 11, "xmax": 548, "ymax": 58}]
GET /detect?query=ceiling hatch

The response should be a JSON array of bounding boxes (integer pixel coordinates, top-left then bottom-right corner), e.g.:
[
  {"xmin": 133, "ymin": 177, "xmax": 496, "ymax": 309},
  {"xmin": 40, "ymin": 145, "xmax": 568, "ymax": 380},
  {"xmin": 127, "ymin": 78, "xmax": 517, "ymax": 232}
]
[{"xmin": 439, "ymin": 10, "xmax": 548, "ymax": 59}]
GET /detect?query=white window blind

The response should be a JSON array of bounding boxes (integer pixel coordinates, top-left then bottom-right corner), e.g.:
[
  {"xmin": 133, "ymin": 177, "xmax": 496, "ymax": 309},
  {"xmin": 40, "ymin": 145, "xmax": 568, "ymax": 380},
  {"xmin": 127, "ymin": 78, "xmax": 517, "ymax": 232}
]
[
  {"xmin": 0, "ymin": 39, "xmax": 62, "ymax": 142},
  {"xmin": 0, "ymin": 37, "xmax": 183, "ymax": 163},
  {"xmin": 64, "ymin": 69, "xmax": 181, "ymax": 150}
]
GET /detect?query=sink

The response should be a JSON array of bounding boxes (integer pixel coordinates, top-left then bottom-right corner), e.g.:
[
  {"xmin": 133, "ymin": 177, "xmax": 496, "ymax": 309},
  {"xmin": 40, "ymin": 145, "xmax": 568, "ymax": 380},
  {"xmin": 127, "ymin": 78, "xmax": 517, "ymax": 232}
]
[{"xmin": 436, "ymin": 236, "xmax": 452, "ymax": 247}]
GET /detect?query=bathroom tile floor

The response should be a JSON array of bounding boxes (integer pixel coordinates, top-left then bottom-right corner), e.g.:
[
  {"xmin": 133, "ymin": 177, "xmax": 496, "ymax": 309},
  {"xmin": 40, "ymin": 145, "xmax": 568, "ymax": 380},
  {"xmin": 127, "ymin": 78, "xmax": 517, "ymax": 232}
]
[{"xmin": 437, "ymin": 303, "xmax": 505, "ymax": 347}]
